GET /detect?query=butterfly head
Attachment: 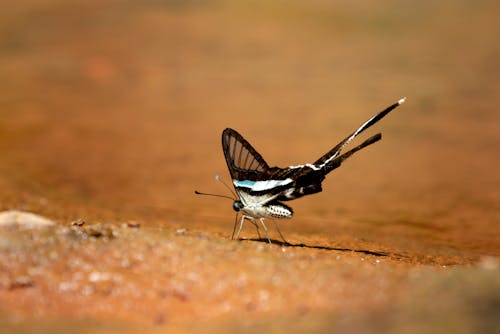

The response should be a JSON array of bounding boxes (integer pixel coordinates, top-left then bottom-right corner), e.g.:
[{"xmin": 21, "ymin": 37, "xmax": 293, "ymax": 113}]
[{"xmin": 232, "ymin": 200, "xmax": 244, "ymax": 212}]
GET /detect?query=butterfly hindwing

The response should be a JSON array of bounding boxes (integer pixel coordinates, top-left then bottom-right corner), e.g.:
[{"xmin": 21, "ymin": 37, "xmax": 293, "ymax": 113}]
[{"xmin": 313, "ymin": 99, "xmax": 404, "ymax": 167}]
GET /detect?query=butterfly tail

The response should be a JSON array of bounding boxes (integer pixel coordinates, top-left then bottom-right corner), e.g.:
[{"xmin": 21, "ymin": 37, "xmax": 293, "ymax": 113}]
[
  {"xmin": 320, "ymin": 133, "xmax": 382, "ymax": 175},
  {"xmin": 314, "ymin": 98, "xmax": 405, "ymax": 167}
]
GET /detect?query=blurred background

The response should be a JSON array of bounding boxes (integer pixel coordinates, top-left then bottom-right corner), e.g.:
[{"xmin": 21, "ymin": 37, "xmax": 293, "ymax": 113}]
[{"xmin": 0, "ymin": 0, "xmax": 498, "ymax": 256}]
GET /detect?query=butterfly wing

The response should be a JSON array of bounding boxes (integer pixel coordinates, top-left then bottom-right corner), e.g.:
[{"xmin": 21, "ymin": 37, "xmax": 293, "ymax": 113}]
[
  {"xmin": 222, "ymin": 128, "xmax": 270, "ymax": 181},
  {"xmin": 314, "ymin": 98, "xmax": 405, "ymax": 167},
  {"xmin": 222, "ymin": 128, "xmax": 299, "ymax": 205},
  {"xmin": 220, "ymin": 99, "xmax": 406, "ymax": 205}
]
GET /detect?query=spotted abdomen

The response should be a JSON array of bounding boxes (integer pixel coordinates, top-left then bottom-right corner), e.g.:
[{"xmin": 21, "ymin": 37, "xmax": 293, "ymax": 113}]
[{"xmin": 265, "ymin": 203, "xmax": 293, "ymax": 219}]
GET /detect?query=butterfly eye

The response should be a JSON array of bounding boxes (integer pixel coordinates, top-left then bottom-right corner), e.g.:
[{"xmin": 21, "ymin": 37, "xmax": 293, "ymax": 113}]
[{"xmin": 232, "ymin": 201, "xmax": 243, "ymax": 212}]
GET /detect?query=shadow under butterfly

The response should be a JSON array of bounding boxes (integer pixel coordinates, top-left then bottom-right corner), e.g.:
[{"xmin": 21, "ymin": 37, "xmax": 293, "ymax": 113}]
[{"xmin": 196, "ymin": 98, "xmax": 406, "ymax": 244}]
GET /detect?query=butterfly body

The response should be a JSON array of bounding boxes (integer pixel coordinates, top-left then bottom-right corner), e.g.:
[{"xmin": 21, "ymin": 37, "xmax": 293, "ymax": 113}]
[
  {"xmin": 219, "ymin": 98, "xmax": 406, "ymax": 243},
  {"xmin": 234, "ymin": 200, "xmax": 293, "ymax": 219}
]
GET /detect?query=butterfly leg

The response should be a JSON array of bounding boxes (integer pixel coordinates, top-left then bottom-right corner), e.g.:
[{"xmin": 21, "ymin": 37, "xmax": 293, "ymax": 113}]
[
  {"xmin": 255, "ymin": 223, "xmax": 262, "ymax": 240},
  {"xmin": 259, "ymin": 218, "xmax": 272, "ymax": 244},
  {"xmin": 273, "ymin": 220, "xmax": 289, "ymax": 245},
  {"xmin": 234, "ymin": 215, "xmax": 246, "ymax": 240},
  {"xmin": 247, "ymin": 220, "xmax": 262, "ymax": 240},
  {"xmin": 231, "ymin": 213, "xmax": 239, "ymax": 240}
]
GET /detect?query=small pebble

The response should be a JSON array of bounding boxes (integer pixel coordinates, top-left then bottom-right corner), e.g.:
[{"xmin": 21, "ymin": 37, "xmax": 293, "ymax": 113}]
[
  {"xmin": 126, "ymin": 221, "xmax": 141, "ymax": 228},
  {"xmin": 176, "ymin": 228, "xmax": 187, "ymax": 235},
  {"xmin": 71, "ymin": 219, "xmax": 86, "ymax": 226},
  {"xmin": 9, "ymin": 276, "xmax": 35, "ymax": 290},
  {"xmin": 0, "ymin": 210, "xmax": 55, "ymax": 228}
]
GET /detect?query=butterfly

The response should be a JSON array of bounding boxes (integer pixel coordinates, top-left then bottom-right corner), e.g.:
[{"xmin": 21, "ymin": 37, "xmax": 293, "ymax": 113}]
[{"xmin": 204, "ymin": 98, "xmax": 406, "ymax": 244}]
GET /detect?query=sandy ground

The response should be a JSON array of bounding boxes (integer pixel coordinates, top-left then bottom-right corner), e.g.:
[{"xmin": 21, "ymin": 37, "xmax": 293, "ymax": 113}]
[{"xmin": 0, "ymin": 0, "xmax": 499, "ymax": 333}]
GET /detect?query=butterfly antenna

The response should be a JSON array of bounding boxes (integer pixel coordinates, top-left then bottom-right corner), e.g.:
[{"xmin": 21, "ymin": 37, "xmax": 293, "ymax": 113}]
[
  {"xmin": 215, "ymin": 174, "xmax": 238, "ymax": 199},
  {"xmin": 194, "ymin": 174, "xmax": 238, "ymax": 200},
  {"xmin": 194, "ymin": 190, "xmax": 234, "ymax": 200}
]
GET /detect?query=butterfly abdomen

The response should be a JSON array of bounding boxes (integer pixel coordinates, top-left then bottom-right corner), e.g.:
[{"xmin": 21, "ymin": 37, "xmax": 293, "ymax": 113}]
[
  {"xmin": 265, "ymin": 203, "xmax": 293, "ymax": 219},
  {"xmin": 240, "ymin": 202, "xmax": 293, "ymax": 219}
]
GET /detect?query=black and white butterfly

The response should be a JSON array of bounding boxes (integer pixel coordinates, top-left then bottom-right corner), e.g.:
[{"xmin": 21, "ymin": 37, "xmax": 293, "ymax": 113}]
[{"xmin": 204, "ymin": 98, "xmax": 406, "ymax": 244}]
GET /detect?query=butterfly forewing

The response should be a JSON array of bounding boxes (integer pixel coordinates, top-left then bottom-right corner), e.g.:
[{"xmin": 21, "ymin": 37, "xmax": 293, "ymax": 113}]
[{"xmin": 222, "ymin": 128, "xmax": 270, "ymax": 181}]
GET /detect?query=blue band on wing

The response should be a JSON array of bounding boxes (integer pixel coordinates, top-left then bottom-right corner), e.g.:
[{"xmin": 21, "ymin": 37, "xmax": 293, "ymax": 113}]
[
  {"xmin": 234, "ymin": 180, "xmax": 256, "ymax": 188},
  {"xmin": 234, "ymin": 179, "xmax": 293, "ymax": 191}
]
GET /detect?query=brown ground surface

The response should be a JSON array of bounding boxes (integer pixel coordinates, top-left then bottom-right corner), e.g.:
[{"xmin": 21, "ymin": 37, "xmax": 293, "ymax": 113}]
[{"xmin": 0, "ymin": 1, "xmax": 499, "ymax": 333}]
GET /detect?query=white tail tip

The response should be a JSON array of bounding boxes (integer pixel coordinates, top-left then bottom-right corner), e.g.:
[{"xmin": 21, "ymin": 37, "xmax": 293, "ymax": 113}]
[{"xmin": 398, "ymin": 97, "xmax": 407, "ymax": 105}]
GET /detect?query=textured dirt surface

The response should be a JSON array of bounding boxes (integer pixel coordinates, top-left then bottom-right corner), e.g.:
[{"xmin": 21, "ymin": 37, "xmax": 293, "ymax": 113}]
[{"xmin": 0, "ymin": 1, "xmax": 499, "ymax": 333}]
